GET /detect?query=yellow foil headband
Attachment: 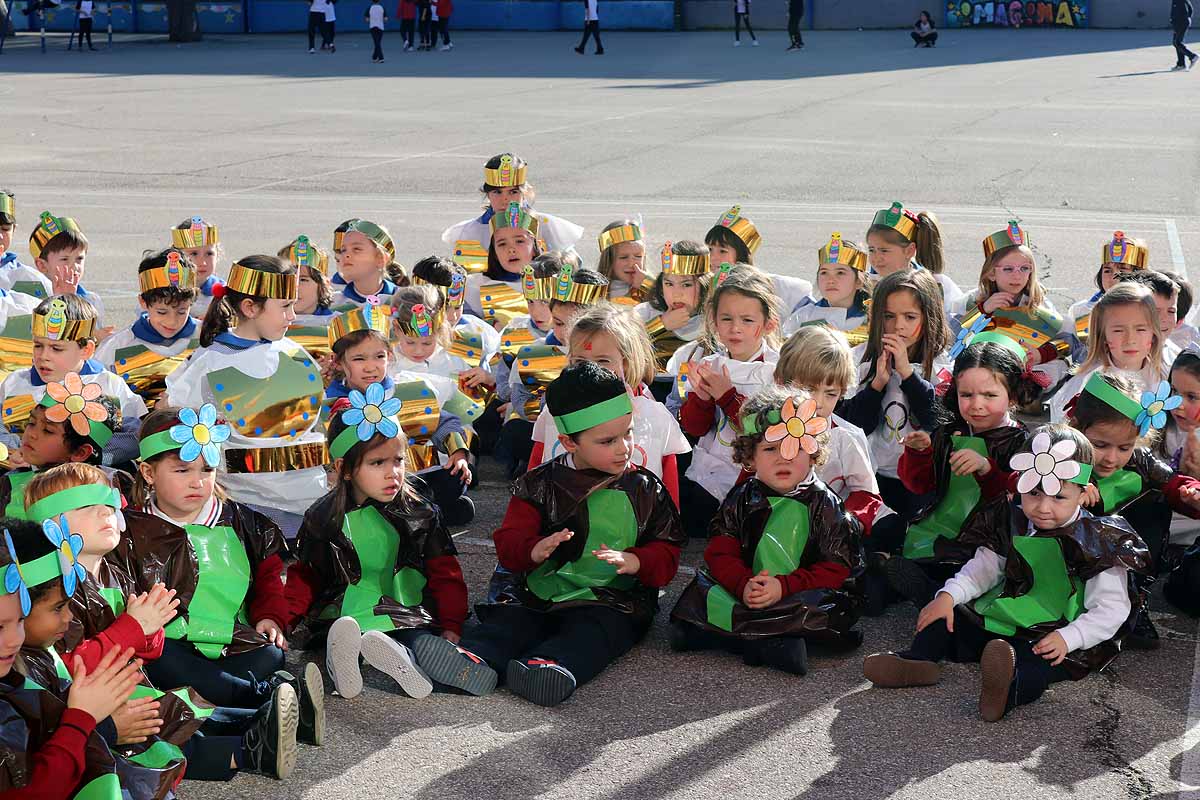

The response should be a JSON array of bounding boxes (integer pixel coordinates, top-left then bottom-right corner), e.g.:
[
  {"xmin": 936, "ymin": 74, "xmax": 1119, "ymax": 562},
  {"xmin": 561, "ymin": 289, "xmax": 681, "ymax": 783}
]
[
  {"xmin": 172, "ymin": 216, "xmax": 219, "ymax": 249},
  {"xmin": 226, "ymin": 261, "xmax": 298, "ymax": 300},
  {"xmin": 327, "ymin": 302, "xmax": 395, "ymax": 346},
  {"xmin": 660, "ymin": 241, "xmax": 710, "ymax": 276},
  {"xmin": 818, "ymin": 232, "xmax": 867, "ymax": 272},
  {"xmin": 138, "ymin": 252, "xmax": 197, "ymax": 293},
  {"xmin": 483, "ymin": 154, "xmax": 527, "ymax": 187},
  {"xmin": 597, "ymin": 223, "xmax": 643, "ymax": 253},
  {"xmin": 32, "ymin": 298, "xmax": 95, "ymax": 341},
  {"xmin": 716, "ymin": 205, "xmax": 761, "ymax": 255}
]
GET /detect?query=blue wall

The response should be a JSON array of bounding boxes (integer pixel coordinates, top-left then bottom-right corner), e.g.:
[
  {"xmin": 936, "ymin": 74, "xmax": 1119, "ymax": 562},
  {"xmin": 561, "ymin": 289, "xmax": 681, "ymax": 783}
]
[{"xmin": 250, "ymin": 0, "xmax": 672, "ymax": 31}]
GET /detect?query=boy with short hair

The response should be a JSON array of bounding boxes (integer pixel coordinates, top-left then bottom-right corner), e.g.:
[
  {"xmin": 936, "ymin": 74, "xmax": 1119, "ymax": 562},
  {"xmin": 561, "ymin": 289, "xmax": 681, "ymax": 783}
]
[
  {"xmin": 0, "ymin": 189, "xmax": 54, "ymax": 300},
  {"xmin": 28, "ymin": 211, "xmax": 107, "ymax": 323}
]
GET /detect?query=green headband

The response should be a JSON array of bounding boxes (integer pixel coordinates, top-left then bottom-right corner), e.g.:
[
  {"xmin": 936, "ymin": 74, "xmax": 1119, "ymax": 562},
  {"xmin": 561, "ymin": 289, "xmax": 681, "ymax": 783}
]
[
  {"xmin": 968, "ymin": 330, "xmax": 1027, "ymax": 361},
  {"xmin": 329, "ymin": 415, "xmax": 402, "ymax": 460},
  {"xmin": 27, "ymin": 484, "xmax": 120, "ymax": 524},
  {"xmin": 38, "ymin": 392, "xmax": 113, "ymax": 448},
  {"xmin": 552, "ymin": 393, "xmax": 633, "ymax": 436},
  {"xmin": 139, "ymin": 429, "xmax": 182, "ymax": 462},
  {"xmin": 741, "ymin": 407, "xmax": 779, "ymax": 436},
  {"xmin": 1081, "ymin": 371, "xmax": 1141, "ymax": 423},
  {"xmin": 9, "ymin": 550, "xmax": 63, "ymax": 590}
]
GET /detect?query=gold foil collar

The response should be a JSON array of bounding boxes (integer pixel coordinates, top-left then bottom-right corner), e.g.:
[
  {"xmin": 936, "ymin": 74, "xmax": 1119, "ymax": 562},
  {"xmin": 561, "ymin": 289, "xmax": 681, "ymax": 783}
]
[{"xmin": 111, "ymin": 344, "xmax": 195, "ymax": 410}]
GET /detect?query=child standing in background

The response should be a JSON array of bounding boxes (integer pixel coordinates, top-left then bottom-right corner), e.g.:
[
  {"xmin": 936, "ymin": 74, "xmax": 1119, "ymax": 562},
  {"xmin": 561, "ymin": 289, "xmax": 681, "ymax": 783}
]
[{"xmin": 367, "ymin": 0, "xmax": 387, "ymax": 62}]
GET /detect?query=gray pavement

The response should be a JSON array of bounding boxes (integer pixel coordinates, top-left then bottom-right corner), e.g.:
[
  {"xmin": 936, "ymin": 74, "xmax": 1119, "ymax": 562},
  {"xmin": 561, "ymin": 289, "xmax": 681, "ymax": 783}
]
[{"xmin": 1, "ymin": 26, "xmax": 1199, "ymax": 799}]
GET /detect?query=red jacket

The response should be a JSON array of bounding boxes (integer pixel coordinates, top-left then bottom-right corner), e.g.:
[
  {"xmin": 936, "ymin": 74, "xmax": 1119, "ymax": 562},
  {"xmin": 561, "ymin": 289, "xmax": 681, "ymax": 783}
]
[
  {"xmin": 435, "ymin": 0, "xmax": 452, "ymax": 15},
  {"xmin": 398, "ymin": 0, "xmax": 415, "ymax": 19}
]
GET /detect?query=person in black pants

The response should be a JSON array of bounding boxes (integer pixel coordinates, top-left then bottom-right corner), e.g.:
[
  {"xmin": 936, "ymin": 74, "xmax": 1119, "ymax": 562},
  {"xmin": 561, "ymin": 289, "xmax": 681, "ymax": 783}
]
[
  {"xmin": 1172, "ymin": 0, "xmax": 1197, "ymax": 70},
  {"xmin": 307, "ymin": 0, "xmax": 326, "ymax": 52},
  {"xmin": 786, "ymin": 0, "xmax": 803, "ymax": 50},
  {"xmin": 911, "ymin": 10, "xmax": 937, "ymax": 47},
  {"xmin": 575, "ymin": 0, "xmax": 602, "ymax": 54}
]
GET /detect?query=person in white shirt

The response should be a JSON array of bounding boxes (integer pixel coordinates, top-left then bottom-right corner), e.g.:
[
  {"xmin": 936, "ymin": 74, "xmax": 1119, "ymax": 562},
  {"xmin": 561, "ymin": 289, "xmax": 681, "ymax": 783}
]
[
  {"xmin": 862, "ymin": 426, "xmax": 1151, "ymax": 722},
  {"xmin": 574, "ymin": 0, "xmax": 602, "ymax": 55},
  {"xmin": 365, "ymin": 0, "xmax": 386, "ymax": 62},
  {"xmin": 733, "ymin": 0, "xmax": 757, "ymax": 45},
  {"xmin": 323, "ymin": 0, "xmax": 336, "ymax": 51},
  {"xmin": 75, "ymin": 0, "xmax": 95, "ymax": 50},
  {"xmin": 307, "ymin": 0, "xmax": 330, "ymax": 52}
]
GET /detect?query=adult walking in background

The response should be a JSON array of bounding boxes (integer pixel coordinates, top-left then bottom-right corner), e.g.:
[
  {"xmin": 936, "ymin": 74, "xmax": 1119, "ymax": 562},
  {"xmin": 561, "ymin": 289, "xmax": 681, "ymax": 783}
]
[
  {"xmin": 307, "ymin": 0, "xmax": 328, "ymax": 52},
  {"xmin": 366, "ymin": 0, "xmax": 385, "ymax": 61},
  {"xmin": 434, "ymin": 0, "xmax": 451, "ymax": 50},
  {"xmin": 575, "ymin": 0, "xmax": 602, "ymax": 55},
  {"xmin": 323, "ymin": 0, "xmax": 336, "ymax": 52},
  {"xmin": 1171, "ymin": 0, "xmax": 1197, "ymax": 70},
  {"xmin": 733, "ymin": 0, "xmax": 756, "ymax": 47},
  {"xmin": 911, "ymin": 10, "xmax": 937, "ymax": 47},
  {"xmin": 398, "ymin": 0, "xmax": 415, "ymax": 50},
  {"xmin": 786, "ymin": 0, "xmax": 803, "ymax": 50}
]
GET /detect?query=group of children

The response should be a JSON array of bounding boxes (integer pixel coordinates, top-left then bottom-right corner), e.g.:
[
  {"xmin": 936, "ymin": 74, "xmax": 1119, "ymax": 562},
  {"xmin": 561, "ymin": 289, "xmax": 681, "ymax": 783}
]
[{"xmin": 0, "ymin": 152, "xmax": 1198, "ymax": 795}]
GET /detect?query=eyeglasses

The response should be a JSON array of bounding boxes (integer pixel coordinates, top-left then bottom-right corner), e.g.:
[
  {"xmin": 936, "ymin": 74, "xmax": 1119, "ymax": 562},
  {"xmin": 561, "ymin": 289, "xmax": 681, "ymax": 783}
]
[{"xmin": 996, "ymin": 265, "xmax": 1033, "ymax": 276}]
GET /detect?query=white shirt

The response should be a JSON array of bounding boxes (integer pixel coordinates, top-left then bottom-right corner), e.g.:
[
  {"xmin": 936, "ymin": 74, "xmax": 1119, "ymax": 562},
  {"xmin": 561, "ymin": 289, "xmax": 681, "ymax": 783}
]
[
  {"xmin": 1049, "ymin": 361, "xmax": 1161, "ymax": 424},
  {"xmin": 584, "ymin": 0, "xmax": 598, "ymax": 21},
  {"xmin": 324, "ymin": 2, "xmax": 336, "ymax": 20},
  {"xmin": 78, "ymin": 1, "xmax": 93, "ymax": 18},
  {"xmin": 368, "ymin": 4, "xmax": 384, "ymax": 26},
  {"xmin": 309, "ymin": 0, "xmax": 329, "ymax": 12}
]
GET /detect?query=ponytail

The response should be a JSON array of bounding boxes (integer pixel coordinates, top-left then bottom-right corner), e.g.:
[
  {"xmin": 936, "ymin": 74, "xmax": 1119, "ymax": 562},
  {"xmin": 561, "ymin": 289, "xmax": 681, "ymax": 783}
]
[
  {"xmin": 199, "ymin": 292, "xmax": 237, "ymax": 347},
  {"xmin": 386, "ymin": 260, "xmax": 408, "ymax": 286},
  {"xmin": 914, "ymin": 211, "xmax": 945, "ymax": 274}
]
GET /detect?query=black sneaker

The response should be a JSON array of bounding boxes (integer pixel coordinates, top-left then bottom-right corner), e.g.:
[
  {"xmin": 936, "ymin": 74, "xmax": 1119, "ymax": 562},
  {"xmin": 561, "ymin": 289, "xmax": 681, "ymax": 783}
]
[
  {"xmin": 505, "ymin": 658, "xmax": 576, "ymax": 707},
  {"xmin": 1125, "ymin": 608, "xmax": 1161, "ymax": 650},
  {"xmin": 759, "ymin": 637, "xmax": 808, "ymax": 676},
  {"xmin": 411, "ymin": 634, "xmax": 498, "ymax": 696},
  {"xmin": 269, "ymin": 664, "xmax": 326, "ymax": 746},
  {"xmin": 864, "ymin": 559, "xmax": 890, "ymax": 617},
  {"xmin": 885, "ymin": 556, "xmax": 937, "ymax": 606},
  {"xmin": 574, "ymin": 46, "xmax": 584, "ymax": 54},
  {"xmin": 242, "ymin": 684, "xmax": 299, "ymax": 779},
  {"xmin": 667, "ymin": 620, "xmax": 693, "ymax": 652},
  {"xmin": 443, "ymin": 495, "xmax": 475, "ymax": 526}
]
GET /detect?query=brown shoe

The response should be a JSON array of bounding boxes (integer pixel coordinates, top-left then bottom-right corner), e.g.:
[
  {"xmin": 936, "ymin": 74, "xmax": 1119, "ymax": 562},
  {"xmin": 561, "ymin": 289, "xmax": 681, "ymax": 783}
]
[
  {"xmin": 979, "ymin": 640, "xmax": 1016, "ymax": 722},
  {"xmin": 863, "ymin": 652, "xmax": 941, "ymax": 687}
]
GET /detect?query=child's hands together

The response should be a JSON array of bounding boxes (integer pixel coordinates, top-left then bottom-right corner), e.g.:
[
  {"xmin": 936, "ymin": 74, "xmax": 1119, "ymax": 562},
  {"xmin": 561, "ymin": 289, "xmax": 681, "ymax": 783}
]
[
  {"xmin": 685, "ymin": 361, "xmax": 711, "ymax": 402},
  {"xmin": 694, "ymin": 362, "xmax": 734, "ymax": 400},
  {"xmin": 903, "ymin": 431, "xmax": 932, "ymax": 451},
  {"xmin": 255, "ymin": 619, "xmax": 288, "ymax": 651},
  {"xmin": 916, "ymin": 591, "xmax": 955, "ymax": 633},
  {"xmin": 742, "ymin": 570, "xmax": 783, "ymax": 609},
  {"xmin": 1033, "ymin": 631, "xmax": 1068, "ymax": 665},
  {"xmin": 460, "ymin": 367, "xmax": 495, "ymax": 389},
  {"xmin": 982, "ymin": 291, "xmax": 1017, "ymax": 314},
  {"xmin": 871, "ymin": 350, "xmax": 893, "ymax": 392},
  {"xmin": 531, "ymin": 529, "xmax": 573, "ymax": 565},
  {"xmin": 125, "ymin": 584, "xmax": 179, "ymax": 636},
  {"xmin": 949, "ymin": 448, "xmax": 990, "ymax": 476},
  {"xmin": 67, "ymin": 647, "xmax": 142, "ymax": 723},
  {"xmin": 591, "ymin": 544, "xmax": 640, "ymax": 575},
  {"xmin": 881, "ymin": 334, "xmax": 913, "ymax": 380},
  {"xmin": 112, "ymin": 696, "xmax": 162, "ymax": 745}
]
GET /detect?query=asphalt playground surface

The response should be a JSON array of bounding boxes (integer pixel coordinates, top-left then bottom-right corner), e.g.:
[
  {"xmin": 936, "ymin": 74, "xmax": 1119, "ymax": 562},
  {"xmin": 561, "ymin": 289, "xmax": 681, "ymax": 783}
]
[{"xmin": 2, "ymin": 24, "xmax": 1200, "ymax": 799}]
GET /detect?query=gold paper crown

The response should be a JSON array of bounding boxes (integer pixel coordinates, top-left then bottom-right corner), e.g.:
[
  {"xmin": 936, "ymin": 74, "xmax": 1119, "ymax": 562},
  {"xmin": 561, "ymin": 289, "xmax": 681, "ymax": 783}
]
[
  {"xmin": 29, "ymin": 211, "xmax": 82, "ymax": 260},
  {"xmin": 346, "ymin": 219, "xmax": 396, "ymax": 261},
  {"xmin": 818, "ymin": 232, "xmax": 867, "ymax": 271},
  {"xmin": 32, "ymin": 297, "xmax": 95, "ymax": 341},
  {"xmin": 394, "ymin": 302, "xmax": 445, "ymax": 338},
  {"xmin": 983, "ymin": 220, "xmax": 1029, "ymax": 258},
  {"xmin": 716, "ymin": 205, "xmax": 762, "ymax": 255},
  {"xmin": 327, "ymin": 302, "xmax": 395, "ymax": 346},
  {"xmin": 597, "ymin": 222, "xmax": 643, "ymax": 253},
  {"xmin": 226, "ymin": 261, "xmax": 299, "ymax": 300},
  {"xmin": 490, "ymin": 202, "xmax": 540, "ymax": 237},
  {"xmin": 660, "ymin": 241, "xmax": 711, "ymax": 276},
  {"xmin": 333, "ymin": 219, "xmax": 359, "ymax": 253},
  {"xmin": 1102, "ymin": 231, "xmax": 1149, "ymax": 269},
  {"xmin": 871, "ymin": 201, "xmax": 919, "ymax": 241},
  {"xmin": 483, "ymin": 154, "xmax": 527, "ymax": 188},
  {"xmin": 287, "ymin": 235, "xmax": 329, "ymax": 276},
  {"xmin": 171, "ymin": 216, "xmax": 219, "ymax": 249},
  {"xmin": 139, "ymin": 251, "xmax": 197, "ymax": 293},
  {"xmin": 0, "ymin": 192, "xmax": 13, "ymax": 218},
  {"xmin": 549, "ymin": 265, "xmax": 608, "ymax": 306},
  {"xmin": 521, "ymin": 265, "xmax": 551, "ymax": 301}
]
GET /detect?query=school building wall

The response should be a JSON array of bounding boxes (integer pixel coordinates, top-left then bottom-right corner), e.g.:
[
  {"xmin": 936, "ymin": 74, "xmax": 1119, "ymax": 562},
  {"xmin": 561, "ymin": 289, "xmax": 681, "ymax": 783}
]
[{"xmin": 27, "ymin": 0, "xmax": 1172, "ymax": 35}]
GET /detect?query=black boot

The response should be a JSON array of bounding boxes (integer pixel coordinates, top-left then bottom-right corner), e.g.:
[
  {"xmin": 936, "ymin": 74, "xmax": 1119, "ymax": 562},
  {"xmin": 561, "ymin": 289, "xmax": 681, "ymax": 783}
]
[
  {"xmin": 758, "ymin": 637, "xmax": 808, "ymax": 676},
  {"xmin": 241, "ymin": 684, "xmax": 299, "ymax": 779},
  {"xmin": 885, "ymin": 556, "xmax": 937, "ymax": 607},
  {"xmin": 864, "ymin": 553, "xmax": 890, "ymax": 617},
  {"xmin": 268, "ymin": 664, "xmax": 326, "ymax": 746}
]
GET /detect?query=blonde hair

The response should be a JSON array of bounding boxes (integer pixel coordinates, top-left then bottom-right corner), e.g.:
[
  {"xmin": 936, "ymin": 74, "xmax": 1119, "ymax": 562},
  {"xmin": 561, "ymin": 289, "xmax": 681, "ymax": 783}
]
[
  {"xmin": 733, "ymin": 384, "xmax": 830, "ymax": 468},
  {"xmin": 568, "ymin": 302, "xmax": 656, "ymax": 388},
  {"xmin": 595, "ymin": 220, "xmax": 647, "ymax": 284},
  {"xmin": 25, "ymin": 463, "xmax": 111, "ymax": 511},
  {"xmin": 702, "ymin": 264, "xmax": 782, "ymax": 353},
  {"xmin": 276, "ymin": 241, "xmax": 333, "ymax": 310},
  {"xmin": 1079, "ymin": 281, "xmax": 1164, "ymax": 379},
  {"xmin": 979, "ymin": 244, "xmax": 1045, "ymax": 308},
  {"xmin": 388, "ymin": 285, "xmax": 451, "ymax": 348},
  {"xmin": 777, "ymin": 326, "xmax": 856, "ymax": 393}
]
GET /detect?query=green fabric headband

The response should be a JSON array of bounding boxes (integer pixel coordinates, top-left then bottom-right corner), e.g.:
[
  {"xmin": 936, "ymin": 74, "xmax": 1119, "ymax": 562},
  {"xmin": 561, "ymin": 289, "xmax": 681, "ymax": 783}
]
[
  {"xmin": 8, "ymin": 550, "xmax": 63, "ymax": 590},
  {"xmin": 969, "ymin": 330, "xmax": 1027, "ymax": 361},
  {"xmin": 1082, "ymin": 371, "xmax": 1141, "ymax": 422},
  {"xmin": 552, "ymin": 393, "xmax": 633, "ymax": 436},
  {"xmin": 139, "ymin": 429, "xmax": 182, "ymax": 462},
  {"xmin": 329, "ymin": 415, "xmax": 402, "ymax": 460},
  {"xmin": 27, "ymin": 484, "xmax": 120, "ymax": 524},
  {"xmin": 37, "ymin": 392, "xmax": 113, "ymax": 448}
]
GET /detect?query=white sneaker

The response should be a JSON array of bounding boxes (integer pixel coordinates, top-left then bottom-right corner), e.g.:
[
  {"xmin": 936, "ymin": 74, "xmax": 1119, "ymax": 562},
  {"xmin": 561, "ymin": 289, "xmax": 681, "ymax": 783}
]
[
  {"xmin": 440, "ymin": 43, "xmax": 451, "ymax": 51},
  {"xmin": 404, "ymin": 42, "xmax": 412, "ymax": 51},
  {"xmin": 325, "ymin": 616, "xmax": 363, "ymax": 699},
  {"xmin": 308, "ymin": 47, "xmax": 315, "ymax": 53},
  {"xmin": 733, "ymin": 40, "xmax": 741, "ymax": 47},
  {"xmin": 1172, "ymin": 64, "xmax": 1187, "ymax": 71},
  {"xmin": 360, "ymin": 631, "xmax": 434, "ymax": 698},
  {"xmin": 752, "ymin": 39, "xmax": 759, "ymax": 46},
  {"xmin": 1189, "ymin": 54, "xmax": 1198, "ymax": 70}
]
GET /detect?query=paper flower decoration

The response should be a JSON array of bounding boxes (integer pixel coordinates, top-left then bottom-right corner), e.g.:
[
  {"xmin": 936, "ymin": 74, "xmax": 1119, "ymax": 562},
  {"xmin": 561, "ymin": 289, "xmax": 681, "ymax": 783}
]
[
  {"xmin": 764, "ymin": 397, "xmax": 829, "ymax": 461},
  {"xmin": 1136, "ymin": 381, "xmax": 1182, "ymax": 436},
  {"xmin": 949, "ymin": 314, "xmax": 991, "ymax": 360},
  {"xmin": 43, "ymin": 515, "xmax": 85, "ymax": 598},
  {"xmin": 171, "ymin": 404, "xmax": 231, "ymax": 467},
  {"xmin": 3, "ymin": 530, "xmax": 30, "ymax": 615},
  {"xmin": 43, "ymin": 373, "xmax": 107, "ymax": 436},
  {"xmin": 1011, "ymin": 431, "xmax": 1082, "ymax": 495},
  {"xmin": 343, "ymin": 382, "xmax": 401, "ymax": 442}
]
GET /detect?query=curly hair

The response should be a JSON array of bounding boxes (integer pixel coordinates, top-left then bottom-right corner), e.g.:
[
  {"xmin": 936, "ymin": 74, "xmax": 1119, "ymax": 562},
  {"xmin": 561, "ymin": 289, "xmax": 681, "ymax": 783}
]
[{"xmin": 732, "ymin": 384, "xmax": 830, "ymax": 469}]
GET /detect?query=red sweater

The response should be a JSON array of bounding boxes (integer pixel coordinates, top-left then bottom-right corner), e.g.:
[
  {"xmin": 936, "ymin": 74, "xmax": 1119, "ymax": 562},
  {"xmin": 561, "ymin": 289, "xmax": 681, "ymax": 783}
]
[
  {"xmin": 64, "ymin": 613, "xmax": 163, "ymax": 676},
  {"xmin": 704, "ymin": 535, "xmax": 850, "ymax": 599},
  {"xmin": 493, "ymin": 496, "xmax": 680, "ymax": 589},
  {"xmin": 7, "ymin": 708, "xmax": 97, "ymax": 799},
  {"xmin": 679, "ymin": 387, "xmax": 745, "ymax": 440},
  {"xmin": 247, "ymin": 554, "xmax": 289, "ymax": 629},
  {"xmin": 898, "ymin": 442, "xmax": 1011, "ymax": 500}
]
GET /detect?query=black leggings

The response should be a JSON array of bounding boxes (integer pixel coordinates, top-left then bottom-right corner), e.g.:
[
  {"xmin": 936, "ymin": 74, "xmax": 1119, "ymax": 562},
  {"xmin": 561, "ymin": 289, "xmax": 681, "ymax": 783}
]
[
  {"xmin": 370, "ymin": 27, "xmax": 383, "ymax": 59},
  {"xmin": 143, "ymin": 639, "xmax": 285, "ymax": 709},
  {"xmin": 578, "ymin": 19, "xmax": 601, "ymax": 51},
  {"xmin": 434, "ymin": 15, "xmax": 449, "ymax": 43},
  {"xmin": 734, "ymin": 10, "xmax": 755, "ymax": 40},
  {"xmin": 306, "ymin": 11, "xmax": 325, "ymax": 48},
  {"xmin": 1174, "ymin": 22, "xmax": 1196, "ymax": 66},
  {"xmin": 182, "ymin": 705, "xmax": 259, "ymax": 781},
  {"xmin": 678, "ymin": 475, "xmax": 721, "ymax": 539},
  {"xmin": 400, "ymin": 17, "xmax": 414, "ymax": 45},
  {"xmin": 786, "ymin": 5, "xmax": 802, "ymax": 44},
  {"xmin": 911, "ymin": 31, "xmax": 937, "ymax": 45},
  {"xmin": 78, "ymin": 16, "xmax": 92, "ymax": 46}
]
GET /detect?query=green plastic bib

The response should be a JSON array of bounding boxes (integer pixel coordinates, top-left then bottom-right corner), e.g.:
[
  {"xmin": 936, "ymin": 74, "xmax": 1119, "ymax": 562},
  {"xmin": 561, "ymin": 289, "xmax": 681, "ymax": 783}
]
[
  {"xmin": 333, "ymin": 506, "xmax": 427, "ymax": 633},
  {"xmin": 976, "ymin": 535, "xmax": 1085, "ymax": 636},
  {"xmin": 73, "ymin": 774, "xmax": 122, "ymax": 800},
  {"xmin": 5, "ymin": 471, "xmax": 34, "ymax": 520},
  {"xmin": 903, "ymin": 435, "xmax": 988, "ymax": 560},
  {"xmin": 1096, "ymin": 469, "xmax": 1143, "ymax": 514},
  {"xmin": 707, "ymin": 497, "xmax": 811, "ymax": 632},
  {"xmin": 164, "ymin": 525, "xmax": 251, "ymax": 659},
  {"xmin": 97, "ymin": 587, "xmax": 126, "ymax": 617},
  {"xmin": 526, "ymin": 489, "xmax": 638, "ymax": 603}
]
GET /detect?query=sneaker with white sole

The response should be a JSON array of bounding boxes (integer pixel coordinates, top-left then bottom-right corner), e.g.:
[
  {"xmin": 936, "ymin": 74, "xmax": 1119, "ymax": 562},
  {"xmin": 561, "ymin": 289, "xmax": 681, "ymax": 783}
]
[
  {"xmin": 325, "ymin": 616, "xmax": 364, "ymax": 699},
  {"xmin": 360, "ymin": 631, "xmax": 434, "ymax": 698},
  {"xmin": 733, "ymin": 40, "xmax": 741, "ymax": 47},
  {"xmin": 440, "ymin": 43, "xmax": 452, "ymax": 51},
  {"xmin": 411, "ymin": 634, "xmax": 497, "ymax": 696},
  {"xmin": 752, "ymin": 39, "xmax": 759, "ymax": 46}
]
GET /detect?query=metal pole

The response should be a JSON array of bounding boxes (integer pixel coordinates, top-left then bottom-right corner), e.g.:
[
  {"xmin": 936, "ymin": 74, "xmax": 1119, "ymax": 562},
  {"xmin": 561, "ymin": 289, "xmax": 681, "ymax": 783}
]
[
  {"xmin": 105, "ymin": 0, "xmax": 110, "ymax": 45},
  {"xmin": 38, "ymin": 4, "xmax": 45, "ymax": 51},
  {"xmin": 68, "ymin": 7, "xmax": 76, "ymax": 48}
]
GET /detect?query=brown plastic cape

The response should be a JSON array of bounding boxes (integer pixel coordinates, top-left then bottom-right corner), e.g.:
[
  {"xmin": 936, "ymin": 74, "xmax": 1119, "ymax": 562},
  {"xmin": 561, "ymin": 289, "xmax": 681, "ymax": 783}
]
[
  {"xmin": 670, "ymin": 477, "xmax": 865, "ymax": 642},
  {"xmin": 60, "ymin": 562, "xmax": 214, "ymax": 748},
  {"xmin": 107, "ymin": 503, "xmax": 289, "ymax": 658},
  {"xmin": 6, "ymin": 661, "xmax": 185, "ymax": 799},
  {"xmin": 959, "ymin": 508, "xmax": 1152, "ymax": 678},
  {"xmin": 479, "ymin": 457, "xmax": 685, "ymax": 627},
  {"xmin": 906, "ymin": 422, "xmax": 1028, "ymax": 566},
  {"xmin": 1084, "ymin": 446, "xmax": 1175, "ymax": 516},
  {"xmin": 295, "ymin": 491, "xmax": 457, "ymax": 638}
]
